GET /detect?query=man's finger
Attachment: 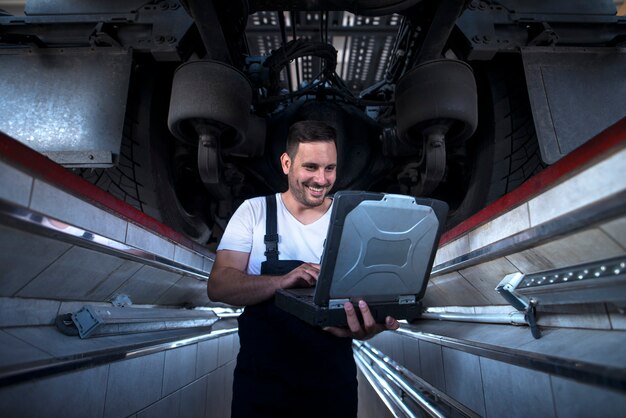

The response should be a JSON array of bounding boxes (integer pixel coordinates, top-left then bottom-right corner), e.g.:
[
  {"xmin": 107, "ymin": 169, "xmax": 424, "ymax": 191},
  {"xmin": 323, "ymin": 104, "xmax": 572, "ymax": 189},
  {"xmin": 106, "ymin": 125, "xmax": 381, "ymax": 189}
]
[
  {"xmin": 386, "ymin": 316, "xmax": 400, "ymax": 330},
  {"xmin": 301, "ymin": 264, "xmax": 319, "ymax": 279},
  {"xmin": 358, "ymin": 300, "xmax": 377, "ymax": 334},
  {"xmin": 344, "ymin": 302, "xmax": 363, "ymax": 336}
]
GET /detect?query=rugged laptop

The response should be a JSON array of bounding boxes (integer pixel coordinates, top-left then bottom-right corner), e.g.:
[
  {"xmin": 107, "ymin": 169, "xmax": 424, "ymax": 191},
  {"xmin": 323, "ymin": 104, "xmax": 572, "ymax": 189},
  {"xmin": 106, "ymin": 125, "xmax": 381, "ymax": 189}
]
[{"xmin": 275, "ymin": 190, "xmax": 448, "ymax": 327}]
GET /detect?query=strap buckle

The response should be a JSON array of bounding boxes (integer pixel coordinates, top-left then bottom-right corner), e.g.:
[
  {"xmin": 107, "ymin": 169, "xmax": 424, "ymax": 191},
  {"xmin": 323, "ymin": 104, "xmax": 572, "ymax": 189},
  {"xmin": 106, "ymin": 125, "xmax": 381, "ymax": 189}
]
[{"xmin": 264, "ymin": 233, "xmax": 279, "ymax": 257}]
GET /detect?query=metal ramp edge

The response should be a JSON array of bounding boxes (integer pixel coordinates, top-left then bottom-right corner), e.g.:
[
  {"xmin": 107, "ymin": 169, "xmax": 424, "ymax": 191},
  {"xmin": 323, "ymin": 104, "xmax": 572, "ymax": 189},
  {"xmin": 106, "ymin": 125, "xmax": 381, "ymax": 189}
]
[{"xmin": 0, "ymin": 131, "xmax": 216, "ymax": 309}]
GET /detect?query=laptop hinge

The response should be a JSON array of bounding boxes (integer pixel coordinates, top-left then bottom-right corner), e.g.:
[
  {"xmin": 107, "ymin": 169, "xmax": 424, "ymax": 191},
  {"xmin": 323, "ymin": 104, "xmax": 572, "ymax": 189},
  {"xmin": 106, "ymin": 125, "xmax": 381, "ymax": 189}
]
[
  {"xmin": 328, "ymin": 298, "xmax": 350, "ymax": 309},
  {"xmin": 399, "ymin": 295, "xmax": 416, "ymax": 304}
]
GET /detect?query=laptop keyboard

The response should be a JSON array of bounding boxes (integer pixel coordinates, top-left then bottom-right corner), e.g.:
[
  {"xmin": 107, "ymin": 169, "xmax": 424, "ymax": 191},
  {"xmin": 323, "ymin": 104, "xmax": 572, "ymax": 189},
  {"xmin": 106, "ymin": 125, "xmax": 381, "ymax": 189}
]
[{"xmin": 287, "ymin": 288, "xmax": 315, "ymax": 301}]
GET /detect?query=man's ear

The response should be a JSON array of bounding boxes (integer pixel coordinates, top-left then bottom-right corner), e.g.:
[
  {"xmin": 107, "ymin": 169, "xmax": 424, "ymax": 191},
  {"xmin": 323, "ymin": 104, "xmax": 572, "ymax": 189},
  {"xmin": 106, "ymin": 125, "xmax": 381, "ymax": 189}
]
[{"xmin": 280, "ymin": 152, "xmax": 291, "ymax": 175}]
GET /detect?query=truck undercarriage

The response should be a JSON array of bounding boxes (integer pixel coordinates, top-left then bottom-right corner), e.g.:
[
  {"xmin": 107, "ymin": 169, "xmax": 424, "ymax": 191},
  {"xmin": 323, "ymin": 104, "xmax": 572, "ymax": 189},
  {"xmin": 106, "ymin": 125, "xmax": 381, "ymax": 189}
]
[{"xmin": 1, "ymin": 0, "xmax": 625, "ymax": 245}]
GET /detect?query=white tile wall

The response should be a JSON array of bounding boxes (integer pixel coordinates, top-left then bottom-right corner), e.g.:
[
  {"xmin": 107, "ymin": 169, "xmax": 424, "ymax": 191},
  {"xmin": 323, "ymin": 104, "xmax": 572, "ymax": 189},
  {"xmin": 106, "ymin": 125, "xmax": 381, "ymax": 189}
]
[
  {"xmin": 468, "ymin": 203, "xmax": 530, "ymax": 251},
  {"xmin": 600, "ymin": 216, "xmax": 626, "ymax": 250},
  {"xmin": 136, "ymin": 392, "xmax": 180, "ymax": 418},
  {"xmin": 505, "ymin": 228, "xmax": 625, "ymax": 273},
  {"xmin": 1, "ymin": 159, "xmax": 222, "ymax": 306},
  {"xmin": 0, "ymin": 297, "xmax": 60, "ymax": 327},
  {"xmin": 16, "ymin": 245, "xmax": 126, "ymax": 299},
  {"xmin": 217, "ymin": 333, "xmax": 237, "ymax": 366},
  {"xmin": 163, "ymin": 344, "xmax": 198, "ymax": 397},
  {"xmin": 155, "ymin": 275, "xmax": 209, "ymax": 307},
  {"xmin": 536, "ymin": 303, "xmax": 612, "ymax": 329},
  {"xmin": 418, "ymin": 340, "xmax": 446, "ymax": 391},
  {"xmin": 179, "ymin": 377, "xmax": 208, "ymax": 417},
  {"xmin": 551, "ymin": 375, "xmax": 626, "ymax": 418},
  {"xmin": 517, "ymin": 327, "xmax": 626, "ymax": 369},
  {"xmin": 434, "ymin": 235, "xmax": 470, "ymax": 266},
  {"xmin": 0, "ymin": 329, "xmax": 51, "ymax": 368},
  {"xmin": 427, "ymin": 271, "xmax": 492, "ymax": 306},
  {"xmin": 112, "ymin": 265, "xmax": 182, "ymax": 305},
  {"xmin": 0, "ymin": 224, "xmax": 72, "ymax": 296},
  {"xmin": 205, "ymin": 363, "xmax": 233, "ymax": 418},
  {"xmin": 174, "ymin": 245, "xmax": 204, "ymax": 271},
  {"xmin": 431, "ymin": 149, "xmax": 626, "ymax": 267},
  {"xmin": 0, "ymin": 297, "xmax": 234, "ymax": 417},
  {"xmin": 126, "ymin": 222, "xmax": 175, "ymax": 260},
  {"xmin": 528, "ymin": 146, "xmax": 626, "ymax": 227},
  {"xmin": 442, "ymin": 347, "xmax": 486, "ymax": 416},
  {"xmin": 400, "ymin": 336, "xmax": 421, "ymax": 377},
  {"xmin": 86, "ymin": 259, "xmax": 143, "ymax": 300},
  {"xmin": 5, "ymin": 326, "xmax": 118, "ymax": 357},
  {"xmin": 481, "ymin": 357, "xmax": 556, "ymax": 418},
  {"xmin": 0, "ymin": 364, "xmax": 109, "ymax": 418},
  {"xmin": 196, "ymin": 338, "xmax": 219, "ymax": 378},
  {"xmin": 104, "ymin": 352, "xmax": 166, "ymax": 418},
  {"xmin": 30, "ymin": 179, "xmax": 128, "ymax": 243},
  {"xmin": 458, "ymin": 257, "xmax": 521, "ymax": 305}
]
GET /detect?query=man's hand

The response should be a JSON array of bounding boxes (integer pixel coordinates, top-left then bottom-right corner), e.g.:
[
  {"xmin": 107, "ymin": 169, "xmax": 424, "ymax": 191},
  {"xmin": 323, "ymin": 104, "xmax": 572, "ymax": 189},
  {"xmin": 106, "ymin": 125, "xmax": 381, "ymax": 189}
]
[
  {"xmin": 279, "ymin": 263, "xmax": 320, "ymax": 289},
  {"xmin": 324, "ymin": 300, "xmax": 400, "ymax": 340},
  {"xmin": 208, "ymin": 250, "xmax": 322, "ymax": 306}
]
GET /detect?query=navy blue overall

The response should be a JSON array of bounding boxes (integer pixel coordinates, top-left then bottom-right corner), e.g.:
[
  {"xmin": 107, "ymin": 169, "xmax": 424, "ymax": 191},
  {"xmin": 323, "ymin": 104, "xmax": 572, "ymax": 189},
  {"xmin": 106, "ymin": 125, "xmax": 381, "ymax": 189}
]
[{"xmin": 231, "ymin": 195, "xmax": 357, "ymax": 418}]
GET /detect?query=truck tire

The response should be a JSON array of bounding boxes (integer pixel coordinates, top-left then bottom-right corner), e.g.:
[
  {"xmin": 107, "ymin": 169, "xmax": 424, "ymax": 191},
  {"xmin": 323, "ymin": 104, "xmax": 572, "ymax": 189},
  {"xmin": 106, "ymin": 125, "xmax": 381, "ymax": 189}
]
[
  {"xmin": 441, "ymin": 56, "xmax": 546, "ymax": 228},
  {"xmin": 77, "ymin": 63, "xmax": 213, "ymax": 243}
]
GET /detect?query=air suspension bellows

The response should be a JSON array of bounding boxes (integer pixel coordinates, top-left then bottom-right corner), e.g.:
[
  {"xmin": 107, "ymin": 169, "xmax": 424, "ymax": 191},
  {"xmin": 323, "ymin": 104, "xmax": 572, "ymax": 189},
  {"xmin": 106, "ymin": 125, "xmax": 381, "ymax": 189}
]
[
  {"xmin": 395, "ymin": 59, "xmax": 478, "ymax": 144},
  {"xmin": 167, "ymin": 60, "xmax": 252, "ymax": 149},
  {"xmin": 167, "ymin": 60, "xmax": 261, "ymax": 189},
  {"xmin": 394, "ymin": 59, "xmax": 478, "ymax": 195}
]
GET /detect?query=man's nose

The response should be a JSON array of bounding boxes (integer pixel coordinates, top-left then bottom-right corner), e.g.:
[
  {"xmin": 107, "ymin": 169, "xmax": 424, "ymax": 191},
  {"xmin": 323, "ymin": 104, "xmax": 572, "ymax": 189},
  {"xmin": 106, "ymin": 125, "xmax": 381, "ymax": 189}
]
[{"xmin": 314, "ymin": 169, "xmax": 327, "ymax": 184}]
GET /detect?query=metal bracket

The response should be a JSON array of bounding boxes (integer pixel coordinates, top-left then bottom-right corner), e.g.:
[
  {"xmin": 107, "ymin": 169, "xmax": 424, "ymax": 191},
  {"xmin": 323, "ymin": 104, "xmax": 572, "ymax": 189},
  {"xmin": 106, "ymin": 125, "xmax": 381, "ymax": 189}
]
[
  {"xmin": 89, "ymin": 22, "xmax": 121, "ymax": 48},
  {"xmin": 524, "ymin": 298, "xmax": 542, "ymax": 339},
  {"xmin": 496, "ymin": 273, "xmax": 542, "ymax": 339},
  {"xmin": 496, "ymin": 273, "xmax": 528, "ymax": 310},
  {"xmin": 528, "ymin": 22, "xmax": 559, "ymax": 47},
  {"xmin": 197, "ymin": 127, "xmax": 221, "ymax": 185},
  {"xmin": 329, "ymin": 298, "xmax": 350, "ymax": 309},
  {"xmin": 71, "ymin": 306, "xmax": 102, "ymax": 339},
  {"xmin": 399, "ymin": 295, "xmax": 416, "ymax": 304}
]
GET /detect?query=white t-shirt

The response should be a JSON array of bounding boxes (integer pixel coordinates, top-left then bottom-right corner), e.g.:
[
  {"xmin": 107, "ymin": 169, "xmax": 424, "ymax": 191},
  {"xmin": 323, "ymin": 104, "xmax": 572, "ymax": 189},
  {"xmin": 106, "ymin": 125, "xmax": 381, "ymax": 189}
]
[{"xmin": 217, "ymin": 193, "xmax": 333, "ymax": 275}]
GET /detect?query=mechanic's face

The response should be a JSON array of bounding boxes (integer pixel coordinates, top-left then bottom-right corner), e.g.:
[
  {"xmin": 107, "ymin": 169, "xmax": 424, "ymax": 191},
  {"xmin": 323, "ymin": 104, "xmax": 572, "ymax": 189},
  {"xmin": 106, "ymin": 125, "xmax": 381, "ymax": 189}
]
[{"xmin": 281, "ymin": 141, "xmax": 337, "ymax": 208}]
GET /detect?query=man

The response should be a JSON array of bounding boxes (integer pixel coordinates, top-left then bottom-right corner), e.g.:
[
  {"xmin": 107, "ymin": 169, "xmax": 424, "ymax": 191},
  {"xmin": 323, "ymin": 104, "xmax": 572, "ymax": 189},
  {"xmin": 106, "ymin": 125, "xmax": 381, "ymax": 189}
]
[{"xmin": 207, "ymin": 120, "xmax": 399, "ymax": 417}]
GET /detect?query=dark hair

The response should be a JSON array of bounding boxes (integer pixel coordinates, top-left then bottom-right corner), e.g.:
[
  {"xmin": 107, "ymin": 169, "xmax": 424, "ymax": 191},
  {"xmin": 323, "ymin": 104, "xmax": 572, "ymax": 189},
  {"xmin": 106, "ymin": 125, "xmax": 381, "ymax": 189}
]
[{"xmin": 286, "ymin": 120, "xmax": 337, "ymax": 158}]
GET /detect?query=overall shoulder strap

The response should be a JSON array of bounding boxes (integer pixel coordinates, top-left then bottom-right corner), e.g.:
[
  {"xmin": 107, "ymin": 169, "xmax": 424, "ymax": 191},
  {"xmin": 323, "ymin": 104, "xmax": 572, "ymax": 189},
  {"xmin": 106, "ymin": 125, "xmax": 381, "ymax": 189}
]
[{"xmin": 264, "ymin": 194, "xmax": 279, "ymax": 262}]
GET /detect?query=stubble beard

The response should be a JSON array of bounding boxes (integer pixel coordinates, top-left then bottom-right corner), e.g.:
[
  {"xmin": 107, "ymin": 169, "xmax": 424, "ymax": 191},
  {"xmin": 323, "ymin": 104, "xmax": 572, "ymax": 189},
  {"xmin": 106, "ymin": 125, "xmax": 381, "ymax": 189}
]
[{"xmin": 289, "ymin": 178, "xmax": 329, "ymax": 208}]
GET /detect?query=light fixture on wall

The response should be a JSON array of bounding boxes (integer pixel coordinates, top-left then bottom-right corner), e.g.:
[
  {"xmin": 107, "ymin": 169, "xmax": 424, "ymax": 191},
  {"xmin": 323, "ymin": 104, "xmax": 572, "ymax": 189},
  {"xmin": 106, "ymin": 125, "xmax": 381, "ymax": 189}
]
[
  {"xmin": 496, "ymin": 256, "xmax": 626, "ymax": 338},
  {"xmin": 499, "ymin": 256, "xmax": 626, "ymax": 309}
]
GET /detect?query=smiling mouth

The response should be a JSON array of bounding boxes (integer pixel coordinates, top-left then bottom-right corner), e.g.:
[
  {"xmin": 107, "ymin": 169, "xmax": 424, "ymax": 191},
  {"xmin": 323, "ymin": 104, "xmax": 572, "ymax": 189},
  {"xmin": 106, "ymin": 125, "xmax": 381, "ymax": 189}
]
[{"xmin": 307, "ymin": 185, "xmax": 324, "ymax": 193}]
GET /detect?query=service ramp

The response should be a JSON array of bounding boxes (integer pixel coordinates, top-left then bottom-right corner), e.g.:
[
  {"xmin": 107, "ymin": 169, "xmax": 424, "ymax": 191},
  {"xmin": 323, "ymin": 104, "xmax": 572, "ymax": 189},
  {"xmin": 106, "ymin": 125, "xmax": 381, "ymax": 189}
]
[
  {"xmin": 362, "ymin": 117, "xmax": 626, "ymax": 418},
  {"xmin": 1, "ymin": 116, "xmax": 626, "ymax": 417},
  {"xmin": 0, "ymin": 131, "xmax": 238, "ymax": 417}
]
